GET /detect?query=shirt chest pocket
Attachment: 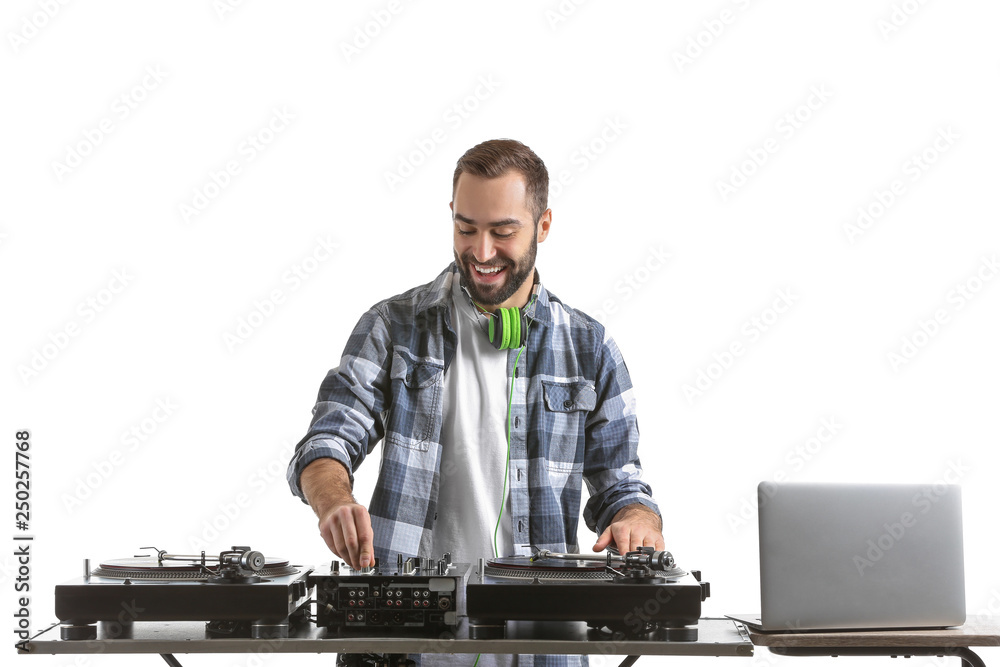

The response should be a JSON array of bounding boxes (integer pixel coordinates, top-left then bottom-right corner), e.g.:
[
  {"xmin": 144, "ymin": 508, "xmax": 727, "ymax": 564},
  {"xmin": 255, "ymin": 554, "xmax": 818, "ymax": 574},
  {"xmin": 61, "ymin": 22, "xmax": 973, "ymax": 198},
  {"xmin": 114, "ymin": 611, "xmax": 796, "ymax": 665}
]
[
  {"xmin": 386, "ymin": 352, "xmax": 444, "ymax": 452},
  {"xmin": 540, "ymin": 381, "xmax": 597, "ymax": 466}
]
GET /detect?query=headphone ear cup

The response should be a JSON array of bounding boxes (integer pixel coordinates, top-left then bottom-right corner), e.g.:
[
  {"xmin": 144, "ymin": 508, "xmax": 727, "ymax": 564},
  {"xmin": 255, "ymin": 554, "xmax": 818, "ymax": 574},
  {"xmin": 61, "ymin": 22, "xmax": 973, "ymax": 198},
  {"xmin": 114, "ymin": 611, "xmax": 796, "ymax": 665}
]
[
  {"xmin": 483, "ymin": 307, "xmax": 528, "ymax": 350},
  {"xmin": 488, "ymin": 315, "xmax": 498, "ymax": 348},
  {"xmin": 509, "ymin": 307, "xmax": 521, "ymax": 348},
  {"xmin": 499, "ymin": 308, "xmax": 512, "ymax": 350},
  {"xmin": 489, "ymin": 309, "xmax": 508, "ymax": 350}
]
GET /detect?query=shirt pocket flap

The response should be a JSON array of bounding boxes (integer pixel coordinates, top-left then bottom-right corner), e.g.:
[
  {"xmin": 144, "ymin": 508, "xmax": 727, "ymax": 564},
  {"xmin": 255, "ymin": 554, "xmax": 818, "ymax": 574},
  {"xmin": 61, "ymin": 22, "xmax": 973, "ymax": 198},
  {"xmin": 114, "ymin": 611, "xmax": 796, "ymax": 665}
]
[
  {"xmin": 542, "ymin": 381, "xmax": 597, "ymax": 412},
  {"xmin": 390, "ymin": 353, "xmax": 443, "ymax": 388}
]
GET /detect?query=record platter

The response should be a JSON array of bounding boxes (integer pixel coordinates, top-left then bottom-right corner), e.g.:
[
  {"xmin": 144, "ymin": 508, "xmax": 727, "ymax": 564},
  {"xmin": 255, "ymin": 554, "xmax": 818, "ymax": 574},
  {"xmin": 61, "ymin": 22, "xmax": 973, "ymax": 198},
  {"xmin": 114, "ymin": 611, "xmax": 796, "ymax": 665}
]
[
  {"xmin": 54, "ymin": 546, "xmax": 313, "ymax": 640},
  {"xmin": 466, "ymin": 547, "xmax": 709, "ymax": 640}
]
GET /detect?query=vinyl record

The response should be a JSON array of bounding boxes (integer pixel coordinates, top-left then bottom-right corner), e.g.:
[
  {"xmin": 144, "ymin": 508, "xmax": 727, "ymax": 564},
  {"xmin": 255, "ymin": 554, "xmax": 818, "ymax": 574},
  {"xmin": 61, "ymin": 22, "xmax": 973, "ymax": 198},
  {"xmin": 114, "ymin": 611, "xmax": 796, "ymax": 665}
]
[{"xmin": 93, "ymin": 556, "xmax": 298, "ymax": 580}]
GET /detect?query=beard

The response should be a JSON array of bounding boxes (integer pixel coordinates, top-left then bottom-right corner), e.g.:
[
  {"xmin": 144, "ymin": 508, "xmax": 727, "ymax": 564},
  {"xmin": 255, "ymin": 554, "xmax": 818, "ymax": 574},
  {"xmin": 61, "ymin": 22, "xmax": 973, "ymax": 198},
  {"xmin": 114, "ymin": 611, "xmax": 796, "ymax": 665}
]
[{"xmin": 455, "ymin": 233, "xmax": 537, "ymax": 308}]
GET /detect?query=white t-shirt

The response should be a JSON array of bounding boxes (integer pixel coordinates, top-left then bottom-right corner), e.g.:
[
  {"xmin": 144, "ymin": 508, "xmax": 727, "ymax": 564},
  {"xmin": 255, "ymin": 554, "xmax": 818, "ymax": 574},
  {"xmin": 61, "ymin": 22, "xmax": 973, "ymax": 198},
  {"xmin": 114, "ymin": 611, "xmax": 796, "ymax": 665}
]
[{"xmin": 432, "ymin": 277, "xmax": 513, "ymax": 564}]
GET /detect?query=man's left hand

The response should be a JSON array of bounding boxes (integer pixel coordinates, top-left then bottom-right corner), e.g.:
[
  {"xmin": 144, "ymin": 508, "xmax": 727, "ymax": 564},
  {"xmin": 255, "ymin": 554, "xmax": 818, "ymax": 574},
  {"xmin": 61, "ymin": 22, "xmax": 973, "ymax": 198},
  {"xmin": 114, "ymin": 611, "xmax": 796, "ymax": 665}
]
[{"xmin": 593, "ymin": 504, "xmax": 664, "ymax": 553}]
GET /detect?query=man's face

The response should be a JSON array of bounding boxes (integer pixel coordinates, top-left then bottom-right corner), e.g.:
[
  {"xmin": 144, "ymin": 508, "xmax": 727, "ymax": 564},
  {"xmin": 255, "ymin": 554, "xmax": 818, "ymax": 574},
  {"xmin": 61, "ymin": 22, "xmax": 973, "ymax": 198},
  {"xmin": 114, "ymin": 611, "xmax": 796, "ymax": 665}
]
[{"xmin": 451, "ymin": 171, "xmax": 550, "ymax": 309}]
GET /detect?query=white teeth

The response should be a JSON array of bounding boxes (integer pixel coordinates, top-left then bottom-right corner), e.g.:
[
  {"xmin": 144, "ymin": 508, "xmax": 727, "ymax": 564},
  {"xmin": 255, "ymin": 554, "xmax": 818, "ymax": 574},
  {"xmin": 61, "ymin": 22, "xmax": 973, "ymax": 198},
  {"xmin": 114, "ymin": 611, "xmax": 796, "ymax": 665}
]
[{"xmin": 475, "ymin": 265, "xmax": 502, "ymax": 274}]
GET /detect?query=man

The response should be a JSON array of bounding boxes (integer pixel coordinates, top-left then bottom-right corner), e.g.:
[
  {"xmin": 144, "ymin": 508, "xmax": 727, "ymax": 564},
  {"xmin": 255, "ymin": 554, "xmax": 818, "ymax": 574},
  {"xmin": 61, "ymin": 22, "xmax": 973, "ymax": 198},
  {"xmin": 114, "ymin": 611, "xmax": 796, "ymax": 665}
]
[{"xmin": 287, "ymin": 139, "xmax": 662, "ymax": 665}]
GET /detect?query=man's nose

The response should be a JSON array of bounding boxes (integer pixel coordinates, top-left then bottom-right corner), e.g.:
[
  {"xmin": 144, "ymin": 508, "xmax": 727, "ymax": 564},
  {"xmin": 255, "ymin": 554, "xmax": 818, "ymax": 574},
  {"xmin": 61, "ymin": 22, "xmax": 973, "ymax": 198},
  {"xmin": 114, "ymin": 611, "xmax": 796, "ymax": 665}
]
[{"xmin": 473, "ymin": 233, "xmax": 495, "ymax": 263}]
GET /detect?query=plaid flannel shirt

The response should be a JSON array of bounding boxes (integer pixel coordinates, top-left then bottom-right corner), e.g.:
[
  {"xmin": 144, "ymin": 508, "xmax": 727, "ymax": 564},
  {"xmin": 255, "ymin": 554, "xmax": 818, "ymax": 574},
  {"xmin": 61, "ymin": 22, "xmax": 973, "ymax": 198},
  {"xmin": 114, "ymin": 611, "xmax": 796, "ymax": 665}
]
[{"xmin": 287, "ymin": 262, "xmax": 659, "ymax": 563}]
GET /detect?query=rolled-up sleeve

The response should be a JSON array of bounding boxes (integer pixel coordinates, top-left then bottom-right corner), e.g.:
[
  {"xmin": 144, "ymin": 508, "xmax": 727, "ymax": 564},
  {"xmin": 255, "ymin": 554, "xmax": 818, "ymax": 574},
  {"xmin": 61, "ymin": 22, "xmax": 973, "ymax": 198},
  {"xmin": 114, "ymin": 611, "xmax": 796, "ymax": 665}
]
[
  {"xmin": 287, "ymin": 308, "xmax": 392, "ymax": 502},
  {"xmin": 581, "ymin": 331, "xmax": 659, "ymax": 534}
]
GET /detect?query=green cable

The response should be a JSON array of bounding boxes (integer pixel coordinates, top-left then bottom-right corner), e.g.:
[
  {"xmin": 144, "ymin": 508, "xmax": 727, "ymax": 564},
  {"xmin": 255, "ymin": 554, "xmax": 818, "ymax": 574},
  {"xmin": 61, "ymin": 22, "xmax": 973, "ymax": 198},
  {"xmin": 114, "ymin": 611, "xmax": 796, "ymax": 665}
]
[
  {"xmin": 479, "ymin": 293, "xmax": 537, "ymax": 667},
  {"xmin": 492, "ymin": 296, "xmax": 536, "ymax": 558}
]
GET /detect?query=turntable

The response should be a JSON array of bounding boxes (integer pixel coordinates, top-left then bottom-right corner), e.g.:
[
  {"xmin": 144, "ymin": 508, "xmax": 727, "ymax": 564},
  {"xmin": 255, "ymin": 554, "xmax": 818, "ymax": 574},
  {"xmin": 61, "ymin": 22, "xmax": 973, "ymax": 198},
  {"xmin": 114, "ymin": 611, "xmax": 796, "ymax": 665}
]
[
  {"xmin": 466, "ymin": 547, "xmax": 709, "ymax": 640},
  {"xmin": 54, "ymin": 546, "xmax": 313, "ymax": 640}
]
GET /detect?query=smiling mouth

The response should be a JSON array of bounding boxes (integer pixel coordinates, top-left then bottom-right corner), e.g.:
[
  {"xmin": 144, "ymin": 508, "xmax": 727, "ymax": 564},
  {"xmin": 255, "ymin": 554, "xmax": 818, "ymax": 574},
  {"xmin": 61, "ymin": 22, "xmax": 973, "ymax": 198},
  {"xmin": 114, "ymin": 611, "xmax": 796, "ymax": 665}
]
[{"xmin": 472, "ymin": 262, "xmax": 507, "ymax": 281}]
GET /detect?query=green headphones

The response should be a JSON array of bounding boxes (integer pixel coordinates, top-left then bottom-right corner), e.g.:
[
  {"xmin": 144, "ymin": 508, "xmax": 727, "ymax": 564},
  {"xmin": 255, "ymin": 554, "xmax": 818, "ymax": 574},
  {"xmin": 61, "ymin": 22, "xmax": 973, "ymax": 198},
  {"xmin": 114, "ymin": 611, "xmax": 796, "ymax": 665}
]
[
  {"xmin": 462, "ymin": 280, "xmax": 540, "ymax": 350},
  {"xmin": 487, "ymin": 306, "xmax": 526, "ymax": 350}
]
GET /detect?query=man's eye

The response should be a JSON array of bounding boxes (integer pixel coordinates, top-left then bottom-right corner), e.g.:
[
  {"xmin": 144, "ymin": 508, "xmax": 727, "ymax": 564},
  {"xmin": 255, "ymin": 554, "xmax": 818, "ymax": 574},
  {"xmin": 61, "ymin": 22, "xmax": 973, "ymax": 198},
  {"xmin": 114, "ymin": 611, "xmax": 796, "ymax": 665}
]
[
  {"xmin": 457, "ymin": 229, "xmax": 475, "ymax": 236},
  {"xmin": 493, "ymin": 231, "xmax": 514, "ymax": 239}
]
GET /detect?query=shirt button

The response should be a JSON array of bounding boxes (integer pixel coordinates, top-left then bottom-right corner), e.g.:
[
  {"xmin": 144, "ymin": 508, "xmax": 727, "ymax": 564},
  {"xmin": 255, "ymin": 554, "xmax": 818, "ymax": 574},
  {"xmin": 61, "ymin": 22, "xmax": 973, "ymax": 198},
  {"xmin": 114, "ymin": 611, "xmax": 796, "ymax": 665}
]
[
  {"xmin": 563, "ymin": 400, "xmax": 573, "ymax": 409},
  {"xmin": 405, "ymin": 373, "xmax": 412, "ymax": 383},
  {"xmin": 518, "ymin": 520, "xmax": 523, "ymax": 532},
  {"xmin": 514, "ymin": 416, "xmax": 520, "ymax": 428}
]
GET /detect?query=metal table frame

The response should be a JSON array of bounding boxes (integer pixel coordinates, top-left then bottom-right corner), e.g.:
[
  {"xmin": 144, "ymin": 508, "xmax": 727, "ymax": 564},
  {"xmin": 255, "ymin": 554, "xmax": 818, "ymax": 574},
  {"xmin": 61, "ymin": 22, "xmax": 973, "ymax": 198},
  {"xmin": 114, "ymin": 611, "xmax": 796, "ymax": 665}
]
[{"xmin": 16, "ymin": 617, "xmax": 754, "ymax": 666}]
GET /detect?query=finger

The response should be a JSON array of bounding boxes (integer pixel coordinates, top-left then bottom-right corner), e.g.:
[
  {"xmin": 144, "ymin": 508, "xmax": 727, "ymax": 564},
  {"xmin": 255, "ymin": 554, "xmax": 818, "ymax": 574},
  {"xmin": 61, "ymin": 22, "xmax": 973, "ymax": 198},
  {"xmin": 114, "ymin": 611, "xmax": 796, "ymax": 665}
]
[
  {"xmin": 611, "ymin": 524, "xmax": 632, "ymax": 553},
  {"xmin": 630, "ymin": 529, "xmax": 644, "ymax": 553},
  {"xmin": 353, "ymin": 506, "xmax": 374, "ymax": 568},
  {"xmin": 328, "ymin": 526, "xmax": 351, "ymax": 567},
  {"xmin": 655, "ymin": 535, "xmax": 665, "ymax": 551},
  {"xmin": 318, "ymin": 515, "xmax": 341, "ymax": 558},
  {"xmin": 319, "ymin": 528, "xmax": 337, "ymax": 557},
  {"xmin": 337, "ymin": 509, "xmax": 361, "ymax": 569},
  {"xmin": 330, "ymin": 529, "xmax": 348, "ymax": 565},
  {"xmin": 629, "ymin": 527, "xmax": 657, "ymax": 552},
  {"xmin": 593, "ymin": 526, "xmax": 612, "ymax": 551}
]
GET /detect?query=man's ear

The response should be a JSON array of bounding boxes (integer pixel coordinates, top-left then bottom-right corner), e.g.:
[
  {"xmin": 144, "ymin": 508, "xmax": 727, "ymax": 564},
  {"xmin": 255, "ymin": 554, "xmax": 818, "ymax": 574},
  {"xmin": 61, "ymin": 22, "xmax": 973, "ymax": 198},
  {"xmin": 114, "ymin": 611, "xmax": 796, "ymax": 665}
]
[{"xmin": 537, "ymin": 209, "xmax": 552, "ymax": 242}]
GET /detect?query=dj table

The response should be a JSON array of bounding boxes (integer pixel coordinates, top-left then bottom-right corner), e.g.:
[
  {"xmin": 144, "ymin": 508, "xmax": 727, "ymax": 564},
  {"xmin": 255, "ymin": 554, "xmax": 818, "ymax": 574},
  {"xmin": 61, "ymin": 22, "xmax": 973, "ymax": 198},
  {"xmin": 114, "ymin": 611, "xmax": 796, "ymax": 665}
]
[
  {"xmin": 21, "ymin": 548, "xmax": 998, "ymax": 667},
  {"xmin": 19, "ymin": 614, "xmax": 1000, "ymax": 667},
  {"xmin": 17, "ymin": 617, "xmax": 754, "ymax": 666}
]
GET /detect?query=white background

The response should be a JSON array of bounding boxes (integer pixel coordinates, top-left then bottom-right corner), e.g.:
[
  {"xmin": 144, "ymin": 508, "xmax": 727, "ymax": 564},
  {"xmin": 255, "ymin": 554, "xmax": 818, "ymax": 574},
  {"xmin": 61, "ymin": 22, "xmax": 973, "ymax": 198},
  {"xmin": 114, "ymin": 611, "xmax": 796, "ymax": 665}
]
[{"xmin": 3, "ymin": 1, "xmax": 999, "ymax": 667}]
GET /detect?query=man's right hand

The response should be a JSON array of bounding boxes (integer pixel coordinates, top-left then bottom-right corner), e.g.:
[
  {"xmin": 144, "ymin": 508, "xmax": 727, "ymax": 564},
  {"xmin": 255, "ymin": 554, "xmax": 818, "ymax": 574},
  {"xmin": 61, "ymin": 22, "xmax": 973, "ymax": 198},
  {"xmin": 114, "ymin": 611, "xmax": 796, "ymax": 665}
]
[
  {"xmin": 318, "ymin": 501, "xmax": 374, "ymax": 570},
  {"xmin": 301, "ymin": 458, "xmax": 374, "ymax": 570}
]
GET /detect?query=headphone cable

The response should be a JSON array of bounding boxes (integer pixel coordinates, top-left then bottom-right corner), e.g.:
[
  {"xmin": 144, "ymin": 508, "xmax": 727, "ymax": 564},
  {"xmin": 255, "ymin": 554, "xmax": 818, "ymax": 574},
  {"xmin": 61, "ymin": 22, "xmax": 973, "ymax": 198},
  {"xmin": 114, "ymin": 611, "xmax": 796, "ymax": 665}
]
[{"xmin": 491, "ymin": 294, "xmax": 537, "ymax": 558}]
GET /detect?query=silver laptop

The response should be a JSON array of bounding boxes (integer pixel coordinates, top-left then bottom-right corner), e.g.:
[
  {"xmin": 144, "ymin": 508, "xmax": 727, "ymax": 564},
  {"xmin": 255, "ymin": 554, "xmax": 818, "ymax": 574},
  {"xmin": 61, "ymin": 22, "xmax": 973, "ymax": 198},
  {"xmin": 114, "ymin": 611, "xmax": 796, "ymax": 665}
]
[{"xmin": 729, "ymin": 482, "xmax": 965, "ymax": 632}]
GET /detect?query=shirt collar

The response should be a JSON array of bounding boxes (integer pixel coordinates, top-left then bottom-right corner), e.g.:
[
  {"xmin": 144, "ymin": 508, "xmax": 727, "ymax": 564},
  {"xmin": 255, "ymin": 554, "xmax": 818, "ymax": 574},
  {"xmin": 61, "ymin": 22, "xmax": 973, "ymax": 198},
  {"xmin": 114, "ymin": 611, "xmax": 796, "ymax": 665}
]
[{"xmin": 417, "ymin": 263, "xmax": 551, "ymax": 325}]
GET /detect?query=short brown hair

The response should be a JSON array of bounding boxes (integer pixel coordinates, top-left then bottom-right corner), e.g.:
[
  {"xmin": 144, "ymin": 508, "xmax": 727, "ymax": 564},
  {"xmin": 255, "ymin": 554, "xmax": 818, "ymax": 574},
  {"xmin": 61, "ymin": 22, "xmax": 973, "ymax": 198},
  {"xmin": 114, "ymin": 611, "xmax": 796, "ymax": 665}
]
[{"xmin": 452, "ymin": 139, "xmax": 549, "ymax": 224}]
